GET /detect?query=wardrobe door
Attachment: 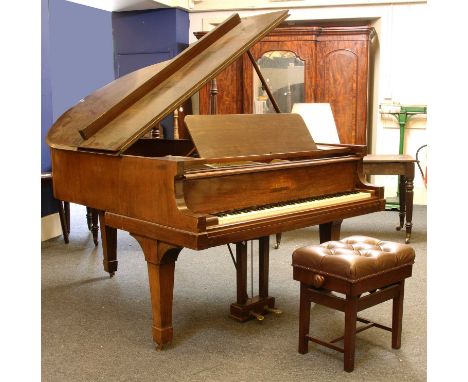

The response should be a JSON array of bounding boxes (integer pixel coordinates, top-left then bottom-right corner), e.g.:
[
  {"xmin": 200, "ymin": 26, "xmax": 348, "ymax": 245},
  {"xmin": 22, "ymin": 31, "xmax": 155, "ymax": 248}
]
[
  {"xmin": 315, "ymin": 37, "xmax": 371, "ymax": 145},
  {"xmin": 198, "ymin": 58, "xmax": 244, "ymax": 115}
]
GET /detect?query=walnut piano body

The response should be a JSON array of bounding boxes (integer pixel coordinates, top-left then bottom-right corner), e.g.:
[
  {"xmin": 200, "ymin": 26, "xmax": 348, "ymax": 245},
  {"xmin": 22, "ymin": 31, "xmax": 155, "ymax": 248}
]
[{"xmin": 47, "ymin": 10, "xmax": 384, "ymax": 349}]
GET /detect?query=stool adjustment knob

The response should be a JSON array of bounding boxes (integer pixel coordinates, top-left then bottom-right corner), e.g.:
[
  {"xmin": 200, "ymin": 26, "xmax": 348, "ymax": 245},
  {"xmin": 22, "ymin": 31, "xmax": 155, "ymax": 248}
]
[{"xmin": 313, "ymin": 274, "xmax": 325, "ymax": 288}]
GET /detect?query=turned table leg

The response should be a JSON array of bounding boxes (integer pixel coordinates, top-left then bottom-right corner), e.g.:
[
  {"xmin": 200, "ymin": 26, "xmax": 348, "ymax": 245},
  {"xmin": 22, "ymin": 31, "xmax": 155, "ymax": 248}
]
[
  {"xmin": 397, "ymin": 175, "xmax": 406, "ymax": 231},
  {"xmin": 404, "ymin": 177, "xmax": 414, "ymax": 244},
  {"xmin": 404, "ymin": 162, "xmax": 415, "ymax": 244}
]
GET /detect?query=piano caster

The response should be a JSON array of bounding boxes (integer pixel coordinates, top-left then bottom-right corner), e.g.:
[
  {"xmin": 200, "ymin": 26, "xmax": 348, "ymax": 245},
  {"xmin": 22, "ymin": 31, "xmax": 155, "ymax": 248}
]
[
  {"xmin": 264, "ymin": 306, "xmax": 282, "ymax": 315},
  {"xmin": 396, "ymin": 225, "xmax": 403, "ymax": 231},
  {"xmin": 109, "ymin": 272, "xmax": 115, "ymax": 278},
  {"xmin": 405, "ymin": 234, "xmax": 411, "ymax": 244},
  {"xmin": 249, "ymin": 311, "xmax": 265, "ymax": 321}
]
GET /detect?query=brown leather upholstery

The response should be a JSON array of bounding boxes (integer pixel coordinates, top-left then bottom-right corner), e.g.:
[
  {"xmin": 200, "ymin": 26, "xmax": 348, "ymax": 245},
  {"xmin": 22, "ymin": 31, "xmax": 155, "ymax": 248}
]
[{"xmin": 292, "ymin": 235, "xmax": 415, "ymax": 282}]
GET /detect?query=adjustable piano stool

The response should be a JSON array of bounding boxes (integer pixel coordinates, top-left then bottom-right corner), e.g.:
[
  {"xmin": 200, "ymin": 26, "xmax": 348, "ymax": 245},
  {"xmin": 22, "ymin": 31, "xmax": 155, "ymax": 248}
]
[{"xmin": 292, "ymin": 236, "xmax": 415, "ymax": 372}]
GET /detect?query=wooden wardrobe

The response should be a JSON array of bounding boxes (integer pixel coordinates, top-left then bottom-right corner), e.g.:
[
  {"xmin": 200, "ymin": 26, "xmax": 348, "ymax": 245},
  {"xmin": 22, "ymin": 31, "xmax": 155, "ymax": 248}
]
[{"xmin": 195, "ymin": 24, "xmax": 375, "ymax": 145}]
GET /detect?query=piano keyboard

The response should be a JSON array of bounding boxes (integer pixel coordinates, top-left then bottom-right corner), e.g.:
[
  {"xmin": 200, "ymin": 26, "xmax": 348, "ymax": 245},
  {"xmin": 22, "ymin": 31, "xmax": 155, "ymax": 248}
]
[{"xmin": 215, "ymin": 191, "xmax": 372, "ymax": 225}]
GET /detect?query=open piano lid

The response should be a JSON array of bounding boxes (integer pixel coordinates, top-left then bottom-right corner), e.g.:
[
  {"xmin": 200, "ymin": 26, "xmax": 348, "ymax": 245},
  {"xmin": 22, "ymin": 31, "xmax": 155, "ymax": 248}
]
[{"xmin": 46, "ymin": 10, "xmax": 289, "ymax": 155}]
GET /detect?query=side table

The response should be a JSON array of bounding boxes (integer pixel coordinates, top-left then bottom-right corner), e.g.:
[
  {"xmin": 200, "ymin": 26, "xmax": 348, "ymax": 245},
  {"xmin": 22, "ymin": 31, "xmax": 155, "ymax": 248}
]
[{"xmin": 362, "ymin": 155, "xmax": 417, "ymax": 243}]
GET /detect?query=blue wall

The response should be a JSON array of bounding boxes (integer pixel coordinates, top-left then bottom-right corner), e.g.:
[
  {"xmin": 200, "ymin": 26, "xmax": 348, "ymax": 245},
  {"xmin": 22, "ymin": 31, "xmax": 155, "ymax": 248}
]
[
  {"xmin": 42, "ymin": 0, "xmax": 114, "ymax": 217},
  {"xmin": 41, "ymin": 2, "xmax": 189, "ymax": 217},
  {"xmin": 41, "ymin": 0, "xmax": 53, "ymax": 173},
  {"xmin": 112, "ymin": 9, "xmax": 189, "ymax": 138},
  {"xmin": 48, "ymin": 0, "xmax": 114, "ymax": 121},
  {"xmin": 112, "ymin": 9, "xmax": 189, "ymax": 77}
]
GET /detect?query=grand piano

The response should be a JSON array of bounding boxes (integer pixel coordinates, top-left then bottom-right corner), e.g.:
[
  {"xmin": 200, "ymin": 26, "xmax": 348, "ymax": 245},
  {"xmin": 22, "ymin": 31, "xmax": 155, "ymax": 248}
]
[{"xmin": 47, "ymin": 10, "xmax": 385, "ymax": 349}]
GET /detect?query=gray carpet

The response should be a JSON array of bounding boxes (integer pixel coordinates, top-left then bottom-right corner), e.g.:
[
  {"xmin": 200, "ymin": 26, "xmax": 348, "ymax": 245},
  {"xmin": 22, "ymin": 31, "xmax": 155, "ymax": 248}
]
[{"xmin": 42, "ymin": 205, "xmax": 426, "ymax": 381}]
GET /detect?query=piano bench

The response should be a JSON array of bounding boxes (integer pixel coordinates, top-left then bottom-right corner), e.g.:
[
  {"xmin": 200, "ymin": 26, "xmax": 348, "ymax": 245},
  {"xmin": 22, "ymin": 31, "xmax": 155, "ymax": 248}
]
[{"xmin": 292, "ymin": 236, "xmax": 415, "ymax": 372}]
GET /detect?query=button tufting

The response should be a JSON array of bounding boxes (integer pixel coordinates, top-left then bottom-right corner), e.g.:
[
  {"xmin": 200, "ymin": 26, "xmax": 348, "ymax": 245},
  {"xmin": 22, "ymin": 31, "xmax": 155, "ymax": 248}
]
[{"xmin": 292, "ymin": 236, "xmax": 415, "ymax": 281}]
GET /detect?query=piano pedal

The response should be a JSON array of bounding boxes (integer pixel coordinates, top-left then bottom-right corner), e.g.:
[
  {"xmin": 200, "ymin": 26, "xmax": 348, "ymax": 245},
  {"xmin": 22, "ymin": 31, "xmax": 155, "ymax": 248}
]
[
  {"xmin": 249, "ymin": 311, "xmax": 265, "ymax": 321},
  {"xmin": 264, "ymin": 306, "xmax": 282, "ymax": 315}
]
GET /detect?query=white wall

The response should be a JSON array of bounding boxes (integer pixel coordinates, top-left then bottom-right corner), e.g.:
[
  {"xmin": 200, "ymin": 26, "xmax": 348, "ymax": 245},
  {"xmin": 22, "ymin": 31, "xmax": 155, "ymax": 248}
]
[{"xmin": 189, "ymin": 1, "xmax": 428, "ymax": 204}]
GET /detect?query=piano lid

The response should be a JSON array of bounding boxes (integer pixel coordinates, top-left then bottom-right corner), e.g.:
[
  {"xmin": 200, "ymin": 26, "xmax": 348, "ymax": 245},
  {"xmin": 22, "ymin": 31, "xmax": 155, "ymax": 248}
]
[
  {"xmin": 46, "ymin": 10, "xmax": 289, "ymax": 155},
  {"xmin": 185, "ymin": 114, "xmax": 317, "ymax": 158}
]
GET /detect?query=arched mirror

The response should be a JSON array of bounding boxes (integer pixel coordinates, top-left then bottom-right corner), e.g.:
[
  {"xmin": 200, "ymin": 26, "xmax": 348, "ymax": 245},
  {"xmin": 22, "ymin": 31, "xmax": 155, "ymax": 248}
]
[{"xmin": 253, "ymin": 51, "xmax": 305, "ymax": 113}]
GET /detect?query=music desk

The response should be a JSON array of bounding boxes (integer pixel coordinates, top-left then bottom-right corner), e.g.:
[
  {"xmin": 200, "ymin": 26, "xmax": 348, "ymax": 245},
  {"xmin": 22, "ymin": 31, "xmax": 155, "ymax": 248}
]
[{"xmin": 363, "ymin": 155, "xmax": 417, "ymax": 243}]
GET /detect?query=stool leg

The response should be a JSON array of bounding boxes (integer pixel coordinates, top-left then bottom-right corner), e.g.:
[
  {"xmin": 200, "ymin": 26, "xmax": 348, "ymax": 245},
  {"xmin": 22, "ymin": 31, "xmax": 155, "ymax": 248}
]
[
  {"xmin": 298, "ymin": 283, "xmax": 311, "ymax": 354},
  {"xmin": 392, "ymin": 280, "xmax": 405, "ymax": 349},
  {"xmin": 344, "ymin": 295, "xmax": 358, "ymax": 372}
]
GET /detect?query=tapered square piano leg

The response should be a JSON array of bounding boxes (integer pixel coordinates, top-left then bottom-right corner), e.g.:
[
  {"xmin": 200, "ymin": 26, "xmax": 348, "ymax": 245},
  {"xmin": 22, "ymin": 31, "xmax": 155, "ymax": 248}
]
[
  {"xmin": 319, "ymin": 220, "xmax": 343, "ymax": 243},
  {"xmin": 132, "ymin": 235, "xmax": 182, "ymax": 349},
  {"xmin": 98, "ymin": 211, "xmax": 118, "ymax": 277}
]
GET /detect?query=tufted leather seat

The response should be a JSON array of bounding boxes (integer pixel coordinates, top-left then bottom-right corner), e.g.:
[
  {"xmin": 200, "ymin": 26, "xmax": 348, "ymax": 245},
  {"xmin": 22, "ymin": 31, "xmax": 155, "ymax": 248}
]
[
  {"xmin": 292, "ymin": 236, "xmax": 416, "ymax": 372},
  {"xmin": 292, "ymin": 235, "xmax": 415, "ymax": 282}
]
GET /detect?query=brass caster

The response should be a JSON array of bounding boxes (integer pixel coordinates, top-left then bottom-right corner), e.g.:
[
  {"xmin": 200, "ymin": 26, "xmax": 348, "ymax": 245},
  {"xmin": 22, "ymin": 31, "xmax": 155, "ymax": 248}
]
[
  {"xmin": 396, "ymin": 226, "xmax": 402, "ymax": 231},
  {"xmin": 274, "ymin": 243, "xmax": 280, "ymax": 249}
]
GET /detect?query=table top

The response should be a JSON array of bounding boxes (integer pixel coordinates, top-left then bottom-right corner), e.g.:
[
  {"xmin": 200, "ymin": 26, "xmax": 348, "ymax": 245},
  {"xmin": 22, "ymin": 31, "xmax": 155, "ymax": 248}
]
[{"xmin": 363, "ymin": 154, "xmax": 417, "ymax": 163}]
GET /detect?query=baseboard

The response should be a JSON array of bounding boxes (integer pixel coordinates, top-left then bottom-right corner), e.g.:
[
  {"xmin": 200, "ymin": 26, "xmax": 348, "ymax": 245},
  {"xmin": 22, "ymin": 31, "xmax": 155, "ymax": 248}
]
[{"xmin": 41, "ymin": 213, "xmax": 63, "ymax": 242}]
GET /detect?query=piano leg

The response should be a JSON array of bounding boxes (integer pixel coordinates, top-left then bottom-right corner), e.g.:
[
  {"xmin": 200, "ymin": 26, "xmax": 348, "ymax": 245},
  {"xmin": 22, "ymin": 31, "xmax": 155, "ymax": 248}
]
[
  {"xmin": 132, "ymin": 235, "xmax": 182, "ymax": 350},
  {"xmin": 230, "ymin": 237, "xmax": 276, "ymax": 322},
  {"xmin": 319, "ymin": 220, "xmax": 343, "ymax": 243},
  {"xmin": 86, "ymin": 206, "xmax": 93, "ymax": 231},
  {"xmin": 98, "ymin": 211, "xmax": 118, "ymax": 277},
  {"xmin": 274, "ymin": 233, "xmax": 282, "ymax": 249},
  {"xmin": 91, "ymin": 208, "xmax": 99, "ymax": 246}
]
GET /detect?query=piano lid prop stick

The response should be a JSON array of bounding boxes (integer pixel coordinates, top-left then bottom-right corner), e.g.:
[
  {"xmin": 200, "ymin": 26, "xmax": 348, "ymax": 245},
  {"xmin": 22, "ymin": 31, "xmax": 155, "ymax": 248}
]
[{"xmin": 247, "ymin": 50, "xmax": 281, "ymax": 113}]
